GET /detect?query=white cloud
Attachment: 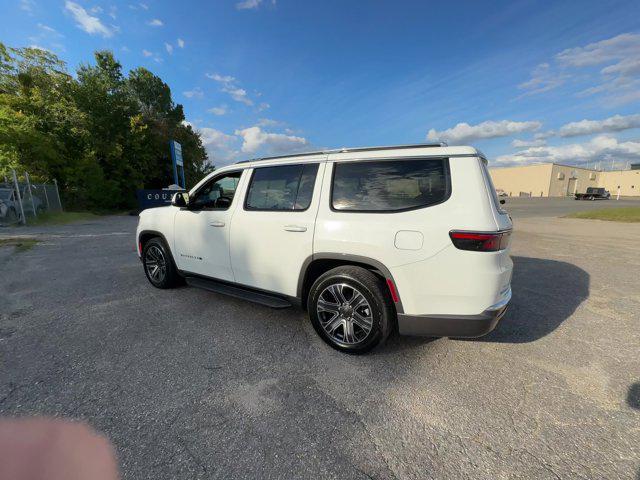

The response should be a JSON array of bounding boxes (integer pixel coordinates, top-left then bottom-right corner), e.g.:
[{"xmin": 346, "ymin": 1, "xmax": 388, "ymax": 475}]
[
  {"xmin": 20, "ymin": 0, "xmax": 35, "ymax": 13},
  {"xmin": 495, "ymin": 135, "xmax": 640, "ymax": 167},
  {"xmin": 108, "ymin": 6, "xmax": 117, "ymax": 19},
  {"xmin": 199, "ymin": 127, "xmax": 236, "ymax": 147},
  {"xmin": 511, "ymin": 138, "xmax": 547, "ymax": 148},
  {"xmin": 601, "ymin": 57, "xmax": 640, "ymax": 77},
  {"xmin": 164, "ymin": 42, "xmax": 173, "ymax": 54},
  {"xmin": 236, "ymin": 0, "xmax": 262, "ymax": 9},
  {"xmin": 147, "ymin": 18, "xmax": 163, "ymax": 26},
  {"xmin": 207, "ymin": 105, "xmax": 228, "ymax": 116},
  {"xmin": 195, "ymin": 126, "xmax": 240, "ymax": 165},
  {"xmin": 534, "ymin": 131, "xmax": 555, "ymax": 140},
  {"xmin": 556, "ymin": 33, "xmax": 640, "ymax": 67},
  {"xmin": 256, "ymin": 118, "xmax": 281, "ymax": 127},
  {"xmin": 518, "ymin": 32, "xmax": 640, "ymax": 106},
  {"xmin": 224, "ymin": 87, "xmax": 253, "ymax": 105},
  {"xmin": 183, "ymin": 87, "xmax": 204, "ymax": 99},
  {"xmin": 37, "ymin": 23, "xmax": 59, "ymax": 34},
  {"xmin": 427, "ymin": 120, "xmax": 541, "ymax": 144},
  {"xmin": 518, "ymin": 63, "xmax": 567, "ymax": 97},
  {"xmin": 177, "ymin": 38, "xmax": 185, "ymax": 48},
  {"xmin": 558, "ymin": 114, "xmax": 640, "ymax": 137},
  {"xmin": 206, "ymin": 73, "xmax": 236, "ymax": 84},
  {"xmin": 257, "ymin": 102, "xmax": 270, "ymax": 112},
  {"xmin": 142, "ymin": 49, "xmax": 153, "ymax": 57},
  {"xmin": 90, "ymin": 5, "xmax": 103, "ymax": 14},
  {"xmin": 235, "ymin": 126, "xmax": 307, "ymax": 154},
  {"xmin": 206, "ymin": 72, "xmax": 256, "ymax": 106},
  {"xmin": 29, "ymin": 23, "xmax": 65, "ymax": 50},
  {"xmin": 65, "ymin": 1, "xmax": 113, "ymax": 37},
  {"xmin": 139, "ymin": 2, "xmax": 149, "ymax": 10}
]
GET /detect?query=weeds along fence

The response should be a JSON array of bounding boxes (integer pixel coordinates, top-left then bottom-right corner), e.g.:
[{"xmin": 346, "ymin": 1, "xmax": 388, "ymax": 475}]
[{"xmin": 0, "ymin": 169, "xmax": 63, "ymax": 227}]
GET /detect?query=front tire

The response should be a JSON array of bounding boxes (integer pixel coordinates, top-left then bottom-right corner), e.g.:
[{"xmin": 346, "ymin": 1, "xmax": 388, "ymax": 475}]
[
  {"xmin": 142, "ymin": 238, "xmax": 180, "ymax": 289},
  {"xmin": 308, "ymin": 266, "xmax": 394, "ymax": 354}
]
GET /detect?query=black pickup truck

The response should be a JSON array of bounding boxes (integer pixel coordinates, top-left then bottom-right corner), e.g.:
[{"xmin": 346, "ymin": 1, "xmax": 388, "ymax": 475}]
[{"xmin": 574, "ymin": 187, "xmax": 610, "ymax": 200}]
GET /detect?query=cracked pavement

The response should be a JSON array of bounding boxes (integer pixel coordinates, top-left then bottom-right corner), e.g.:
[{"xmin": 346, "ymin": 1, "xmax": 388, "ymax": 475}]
[{"xmin": 1, "ymin": 197, "xmax": 639, "ymax": 479}]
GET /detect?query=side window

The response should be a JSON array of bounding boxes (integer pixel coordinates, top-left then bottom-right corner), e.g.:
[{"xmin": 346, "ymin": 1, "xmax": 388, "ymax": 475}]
[
  {"xmin": 331, "ymin": 158, "xmax": 450, "ymax": 212},
  {"xmin": 245, "ymin": 163, "xmax": 319, "ymax": 211},
  {"xmin": 190, "ymin": 171, "xmax": 242, "ymax": 210}
]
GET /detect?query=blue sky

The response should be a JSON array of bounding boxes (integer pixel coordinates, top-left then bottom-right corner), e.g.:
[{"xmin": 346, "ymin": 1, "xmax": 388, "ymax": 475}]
[{"xmin": 3, "ymin": 0, "xmax": 640, "ymax": 168}]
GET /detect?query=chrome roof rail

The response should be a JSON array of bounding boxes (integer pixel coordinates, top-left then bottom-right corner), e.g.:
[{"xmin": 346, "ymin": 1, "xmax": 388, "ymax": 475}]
[{"xmin": 235, "ymin": 142, "xmax": 449, "ymax": 164}]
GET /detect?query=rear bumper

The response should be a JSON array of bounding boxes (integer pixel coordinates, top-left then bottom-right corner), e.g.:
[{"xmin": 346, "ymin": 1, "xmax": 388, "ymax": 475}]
[{"xmin": 397, "ymin": 288, "xmax": 511, "ymax": 338}]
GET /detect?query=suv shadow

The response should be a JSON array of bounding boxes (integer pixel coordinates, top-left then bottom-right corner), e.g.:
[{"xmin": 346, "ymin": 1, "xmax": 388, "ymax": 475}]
[{"xmin": 477, "ymin": 255, "xmax": 589, "ymax": 343}]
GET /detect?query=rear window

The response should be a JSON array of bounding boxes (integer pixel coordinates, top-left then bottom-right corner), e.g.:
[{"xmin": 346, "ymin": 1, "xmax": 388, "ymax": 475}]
[
  {"xmin": 331, "ymin": 158, "xmax": 450, "ymax": 212},
  {"xmin": 245, "ymin": 163, "xmax": 319, "ymax": 211}
]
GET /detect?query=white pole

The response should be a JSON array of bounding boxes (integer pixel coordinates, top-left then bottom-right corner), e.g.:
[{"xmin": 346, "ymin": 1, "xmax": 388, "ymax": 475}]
[
  {"xmin": 41, "ymin": 183, "xmax": 50, "ymax": 210},
  {"xmin": 25, "ymin": 172, "xmax": 37, "ymax": 217},
  {"xmin": 53, "ymin": 179, "xmax": 62, "ymax": 211},
  {"xmin": 11, "ymin": 169, "xmax": 26, "ymax": 225}
]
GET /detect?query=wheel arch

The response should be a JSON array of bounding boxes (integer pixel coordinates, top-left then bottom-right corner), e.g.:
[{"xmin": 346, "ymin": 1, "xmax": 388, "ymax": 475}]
[
  {"xmin": 297, "ymin": 253, "xmax": 404, "ymax": 313},
  {"xmin": 138, "ymin": 230, "xmax": 177, "ymax": 266}
]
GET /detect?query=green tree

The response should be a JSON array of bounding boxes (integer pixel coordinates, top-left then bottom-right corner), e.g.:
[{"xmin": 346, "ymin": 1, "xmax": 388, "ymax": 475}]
[{"xmin": 0, "ymin": 44, "xmax": 210, "ymax": 210}]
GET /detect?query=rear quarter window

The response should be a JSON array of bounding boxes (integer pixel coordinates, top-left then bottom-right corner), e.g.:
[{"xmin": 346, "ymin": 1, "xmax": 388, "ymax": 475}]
[{"xmin": 331, "ymin": 158, "xmax": 450, "ymax": 212}]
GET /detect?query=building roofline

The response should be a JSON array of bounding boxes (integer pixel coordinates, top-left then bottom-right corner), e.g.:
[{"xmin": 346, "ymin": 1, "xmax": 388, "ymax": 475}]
[{"xmin": 490, "ymin": 162, "xmax": 601, "ymax": 172}]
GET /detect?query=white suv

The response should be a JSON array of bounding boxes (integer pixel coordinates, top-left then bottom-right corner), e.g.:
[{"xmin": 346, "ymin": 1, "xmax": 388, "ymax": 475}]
[{"xmin": 136, "ymin": 143, "xmax": 513, "ymax": 353}]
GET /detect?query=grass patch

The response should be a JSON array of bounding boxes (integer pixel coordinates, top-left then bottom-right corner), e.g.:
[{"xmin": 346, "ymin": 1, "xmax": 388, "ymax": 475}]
[
  {"xmin": 27, "ymin": 211, "xmax": 98, "ymax": 226},
  {"xmin": 0, "ymin": 238, "xmax": 40, "ymax": 252},
  {"xmin": 565, "ymin": 207, "xmax": 640, "ymax": 222}
]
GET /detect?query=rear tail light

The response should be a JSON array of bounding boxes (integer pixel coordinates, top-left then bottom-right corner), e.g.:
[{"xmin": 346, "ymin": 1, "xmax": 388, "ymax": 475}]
[{"xmin": 449, "ymin": 230, "xmax": 511, "ymax": 252}]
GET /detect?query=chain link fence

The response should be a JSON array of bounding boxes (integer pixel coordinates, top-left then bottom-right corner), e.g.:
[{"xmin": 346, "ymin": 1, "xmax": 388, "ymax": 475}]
[{"xmin": 0, "ymin": 169, "xmax": 63, "ymax": 227}]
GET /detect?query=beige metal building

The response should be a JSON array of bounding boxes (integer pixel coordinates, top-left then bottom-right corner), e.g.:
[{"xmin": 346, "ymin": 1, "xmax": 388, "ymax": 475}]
[{"xmin": 489, "ymin": 163, "xmax": 640, "ymax": 197}]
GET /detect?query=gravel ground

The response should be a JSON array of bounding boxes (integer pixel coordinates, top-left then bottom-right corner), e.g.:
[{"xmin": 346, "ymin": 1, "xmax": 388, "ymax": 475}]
[{"xmin": 1, "ymin": 199, "xmax": 639, "ymax": 479}]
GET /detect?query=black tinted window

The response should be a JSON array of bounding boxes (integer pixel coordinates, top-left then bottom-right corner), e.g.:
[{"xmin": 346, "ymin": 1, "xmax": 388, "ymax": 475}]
[
  {"xmin": 332, "ymin": 159, "xmax": 449, "ymax": 212},
  {"xmin": 191, "ymin": 171, "xmax": 242, "ymax": 210},
  {"xmin": 246, "ymin": 163, "xmax": 319, "ymax": 211}
]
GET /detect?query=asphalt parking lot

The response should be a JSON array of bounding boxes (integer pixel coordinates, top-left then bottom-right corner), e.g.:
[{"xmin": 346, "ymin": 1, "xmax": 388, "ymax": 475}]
[{"xmin": 1, "ymin": 198, "xmax": 639, "ymax": 479}]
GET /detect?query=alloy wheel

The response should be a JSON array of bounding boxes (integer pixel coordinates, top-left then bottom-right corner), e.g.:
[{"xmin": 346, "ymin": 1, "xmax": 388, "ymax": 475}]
[
  {"xmin": 145, "ymin": 245, "xmax": 167, "ymax": 283},
  {"xmin": 316, "ymin": 283, "xmax": 373, "ymax": 345}
]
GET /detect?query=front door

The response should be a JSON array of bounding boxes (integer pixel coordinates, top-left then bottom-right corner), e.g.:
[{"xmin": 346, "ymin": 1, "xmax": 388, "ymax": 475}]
[
  {"xmin": 174, "ymin": 170, "xmax": 245, "ymax": 281},
  {"xmin": 230, "ymin": 160, "xmax": 325, "ymax": 296}
]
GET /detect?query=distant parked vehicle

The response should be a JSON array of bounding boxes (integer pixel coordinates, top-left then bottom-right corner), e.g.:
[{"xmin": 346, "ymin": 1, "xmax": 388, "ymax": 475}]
[
  {"xmin": 574, "ymin": 187, "xmax": 610, "ymax": 201},
  {"xmin": 0, "ymin": 188, "xmax": 21, "ymax": 223}
]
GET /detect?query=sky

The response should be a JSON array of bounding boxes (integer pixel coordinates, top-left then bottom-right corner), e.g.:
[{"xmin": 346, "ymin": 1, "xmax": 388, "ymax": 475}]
[{"xmin": 2, "ymin": 0, "xmax": 640, "ymax": 168}]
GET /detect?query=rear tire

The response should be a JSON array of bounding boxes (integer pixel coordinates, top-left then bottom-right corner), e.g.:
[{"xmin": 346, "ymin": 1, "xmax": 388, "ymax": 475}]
[
  {"xmin": 142, "ymin": 237, "xmax": 181, "ymax": 289},
  {"xmin": 308, "ymin": 266, "xmax": 394, "ymax": 354}
]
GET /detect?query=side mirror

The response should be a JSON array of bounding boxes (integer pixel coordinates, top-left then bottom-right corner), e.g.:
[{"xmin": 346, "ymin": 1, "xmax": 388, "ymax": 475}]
[
  {"xmin": 172, "ymin": 192, "xmax": 189, "ymax": 208},
  {"xmin": 214, "ymin": 196, "xmax": 232, "ymax": 209}
]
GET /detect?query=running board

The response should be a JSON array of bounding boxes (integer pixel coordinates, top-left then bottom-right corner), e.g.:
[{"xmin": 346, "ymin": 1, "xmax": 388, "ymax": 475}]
[{"xmin": 185, "ymin": 276, "xmax": 292, "ymax": 309}]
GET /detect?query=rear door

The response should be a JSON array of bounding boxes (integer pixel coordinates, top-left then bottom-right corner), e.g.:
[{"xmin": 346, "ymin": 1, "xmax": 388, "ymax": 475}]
[{"xmin": 230, "ymin": 160, "xmax": 325, "ymax": 296}]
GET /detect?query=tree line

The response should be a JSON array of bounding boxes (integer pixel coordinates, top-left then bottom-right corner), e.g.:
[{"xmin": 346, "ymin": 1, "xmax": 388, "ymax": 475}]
[{"xmin": 0, "ymin": 43, "xmax": 212, "ymax": 210}]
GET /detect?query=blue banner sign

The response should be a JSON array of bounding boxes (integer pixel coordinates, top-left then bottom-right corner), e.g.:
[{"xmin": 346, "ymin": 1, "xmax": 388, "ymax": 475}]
[
  {"xmin": 136, "ymin": 189, "xmax": 184, "ymax": 211},
  {"xmin": 170, "ymin": 140, "xmax": 185, "ymax": 188}
]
